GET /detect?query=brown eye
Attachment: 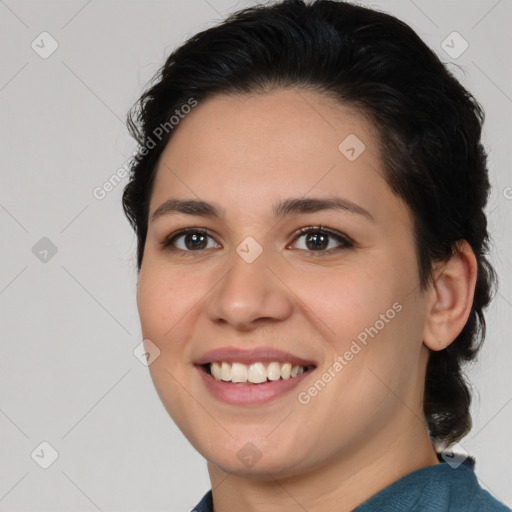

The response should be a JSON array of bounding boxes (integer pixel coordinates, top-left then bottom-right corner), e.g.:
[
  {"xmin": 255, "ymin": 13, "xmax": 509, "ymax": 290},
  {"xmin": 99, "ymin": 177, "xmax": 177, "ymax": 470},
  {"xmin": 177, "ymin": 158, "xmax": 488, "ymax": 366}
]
[
  {"xmin": 304, "ymin": 231, "xmax": 329, "ymax": 250},
  {"xmin": 290, "ymin": 227, "xmax": 353, "ymax": 253},
  {"xmin": 162, "ymin": 228, "xmax": 219, "ymax": 252}
]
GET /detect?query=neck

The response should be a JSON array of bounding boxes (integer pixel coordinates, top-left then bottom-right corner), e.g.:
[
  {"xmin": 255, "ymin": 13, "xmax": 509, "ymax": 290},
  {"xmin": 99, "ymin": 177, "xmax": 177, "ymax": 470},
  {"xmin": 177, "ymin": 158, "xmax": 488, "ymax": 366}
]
[{"xmin": 207, "ymin": 414, "xmax": 439, "ymax": 512}]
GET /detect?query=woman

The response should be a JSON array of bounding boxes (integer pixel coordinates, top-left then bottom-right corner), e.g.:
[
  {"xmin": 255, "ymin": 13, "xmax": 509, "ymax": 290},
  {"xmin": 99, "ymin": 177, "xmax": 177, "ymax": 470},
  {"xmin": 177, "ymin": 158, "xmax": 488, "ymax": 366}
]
[{"xmin": 122, "ymin": 0, "xmax": 509, "ymax": 510}]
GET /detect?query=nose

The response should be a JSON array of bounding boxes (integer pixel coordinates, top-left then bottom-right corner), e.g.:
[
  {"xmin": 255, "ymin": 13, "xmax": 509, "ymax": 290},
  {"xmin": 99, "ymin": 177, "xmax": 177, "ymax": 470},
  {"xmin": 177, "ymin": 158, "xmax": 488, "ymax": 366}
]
[{"xmin": 204, "ymin": 244, "xmax": 294, "ymax": 331}]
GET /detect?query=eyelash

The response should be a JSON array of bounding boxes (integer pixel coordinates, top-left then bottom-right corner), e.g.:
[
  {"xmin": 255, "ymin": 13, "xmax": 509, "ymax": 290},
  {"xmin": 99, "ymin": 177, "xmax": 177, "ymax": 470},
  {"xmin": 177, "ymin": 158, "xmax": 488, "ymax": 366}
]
[{"xmin": 160, "ymin": 225, "xmax": 353, "ymax": 256}]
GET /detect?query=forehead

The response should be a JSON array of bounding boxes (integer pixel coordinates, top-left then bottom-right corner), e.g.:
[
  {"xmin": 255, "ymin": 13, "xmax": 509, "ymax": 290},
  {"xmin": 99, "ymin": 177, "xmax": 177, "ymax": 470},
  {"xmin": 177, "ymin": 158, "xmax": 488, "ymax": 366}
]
[
  {"xmin": 158, "ymin": 88, "xmax": 380, "ymax": 173},
  {"xmin": 150, "ymin": 88, "xmax": 406, "ymax": 226}
]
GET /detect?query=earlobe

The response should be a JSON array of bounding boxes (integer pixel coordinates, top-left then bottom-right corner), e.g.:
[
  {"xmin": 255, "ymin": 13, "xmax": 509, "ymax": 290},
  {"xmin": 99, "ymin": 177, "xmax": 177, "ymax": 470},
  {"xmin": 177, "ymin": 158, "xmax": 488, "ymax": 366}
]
[{"xmin": 422, "ymin": 240, "xmax": 478, "ymax": 352}]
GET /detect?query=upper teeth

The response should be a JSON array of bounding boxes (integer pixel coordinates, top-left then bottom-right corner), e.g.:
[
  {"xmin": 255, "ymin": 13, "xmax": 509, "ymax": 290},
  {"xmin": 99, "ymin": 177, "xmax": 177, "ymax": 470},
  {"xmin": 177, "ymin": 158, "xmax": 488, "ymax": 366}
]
[{"xmin": 209, "ymin": 362, "xmax": 306, "ymax": 383}]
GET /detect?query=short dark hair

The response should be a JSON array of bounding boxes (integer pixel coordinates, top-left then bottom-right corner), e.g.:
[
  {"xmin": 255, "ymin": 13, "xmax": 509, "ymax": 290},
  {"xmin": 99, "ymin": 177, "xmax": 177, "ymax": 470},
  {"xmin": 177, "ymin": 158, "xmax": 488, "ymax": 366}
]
[{"xmin": 122, "ymin": 0, "xmax": 497, "ymax": 448}]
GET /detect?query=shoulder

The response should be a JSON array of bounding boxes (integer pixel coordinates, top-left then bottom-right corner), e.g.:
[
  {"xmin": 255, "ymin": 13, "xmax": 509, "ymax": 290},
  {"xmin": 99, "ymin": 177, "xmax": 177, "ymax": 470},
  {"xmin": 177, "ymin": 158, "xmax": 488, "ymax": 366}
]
[
  {"xmin": 450, "ymin": 464, "xmax": 510, "ymax": 512},
  {"xmin": 190, "ymin": 460, "xmax": 510, "ymax": 512},
  {"xmin": 421, "ymin": 462, "xmax": 509, "ymax": 512},
  {"xmin": 192, "ymin": 489, "xmax": 213, "ymax": 512},
  {"xmin": 356, "ymin": 459, "xmax": 510, "ymax": 512}
]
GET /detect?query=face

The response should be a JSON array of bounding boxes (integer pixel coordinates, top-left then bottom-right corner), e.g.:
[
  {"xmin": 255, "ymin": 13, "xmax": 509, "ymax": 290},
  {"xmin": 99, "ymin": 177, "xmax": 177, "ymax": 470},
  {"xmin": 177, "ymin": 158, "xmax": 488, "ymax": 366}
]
[{"xmin": 136, "ymin": 88, "xmax": 432, "ymax": 478}]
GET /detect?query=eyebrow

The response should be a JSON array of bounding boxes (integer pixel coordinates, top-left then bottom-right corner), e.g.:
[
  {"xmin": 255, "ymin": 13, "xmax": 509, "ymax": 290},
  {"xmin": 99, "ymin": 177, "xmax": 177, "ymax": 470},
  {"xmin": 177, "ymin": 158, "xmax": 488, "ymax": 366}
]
[
  {"xmin": 151, "ymin": 196, "xmax": 374, "ymax": 222},
  {"xmin": 151, "ymin": 196, "xmax": 375, "ymax": 223}
]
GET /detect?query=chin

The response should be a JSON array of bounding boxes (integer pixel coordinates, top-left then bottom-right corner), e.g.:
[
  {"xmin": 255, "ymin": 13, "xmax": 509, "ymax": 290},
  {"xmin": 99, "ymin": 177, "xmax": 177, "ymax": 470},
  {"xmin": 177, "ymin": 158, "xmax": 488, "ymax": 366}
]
[{"xmin": 191, "ymin": 432, "xmax": 313, "ymax": 479}]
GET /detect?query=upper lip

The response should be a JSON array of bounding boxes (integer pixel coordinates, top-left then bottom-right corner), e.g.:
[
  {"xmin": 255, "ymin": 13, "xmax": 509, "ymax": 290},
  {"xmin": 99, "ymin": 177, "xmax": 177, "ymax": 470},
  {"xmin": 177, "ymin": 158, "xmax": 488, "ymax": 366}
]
[{"xmin": 194, "ymin": 347, "xmax": 317, "ymax": 367}]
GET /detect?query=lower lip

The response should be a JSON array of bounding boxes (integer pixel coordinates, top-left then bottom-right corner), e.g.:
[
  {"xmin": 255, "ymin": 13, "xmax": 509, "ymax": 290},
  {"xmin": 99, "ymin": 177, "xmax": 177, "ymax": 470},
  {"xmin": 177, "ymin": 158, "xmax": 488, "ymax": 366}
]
[{"xmin": 196, "ymin": 366, "xmax": 313, "ymax": 406}]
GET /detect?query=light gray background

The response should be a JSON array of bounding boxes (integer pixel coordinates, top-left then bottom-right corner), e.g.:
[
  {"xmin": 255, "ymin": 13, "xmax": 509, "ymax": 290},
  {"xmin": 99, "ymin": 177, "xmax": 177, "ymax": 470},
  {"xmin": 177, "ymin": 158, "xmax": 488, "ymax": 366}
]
[{"xmin": 0, "ymin": 0, "xmax": 511, "ymax": 510}]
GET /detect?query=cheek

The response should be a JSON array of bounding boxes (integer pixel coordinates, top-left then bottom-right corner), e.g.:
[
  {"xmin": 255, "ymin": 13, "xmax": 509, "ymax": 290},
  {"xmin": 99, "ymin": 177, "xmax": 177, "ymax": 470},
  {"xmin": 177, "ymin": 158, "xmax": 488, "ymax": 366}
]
[
  {"xmin": 294, "ymin": 263, "xmax": 392, "ymax": 347},
  {"xmin": 136, "ymin": 266, "xmax": 197, "ymax": 429},
  {"xmin": 136, "ymin": 272, "xmax": 167, "ymax": 340},
  {"xmin": 136, "ymin": 261, "xmax": 201, "ymax": 340},
  {"xmin": 297, "ymin": 256, "xmax": 423, "ymax": 395}
]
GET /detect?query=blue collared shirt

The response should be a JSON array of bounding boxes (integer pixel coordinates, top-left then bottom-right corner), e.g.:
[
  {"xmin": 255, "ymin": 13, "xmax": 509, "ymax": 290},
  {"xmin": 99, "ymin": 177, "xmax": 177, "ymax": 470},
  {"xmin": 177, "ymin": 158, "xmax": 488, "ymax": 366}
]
[{"xmin": 191, "ymin": 456, "xmax": 510, "ymax": 511}]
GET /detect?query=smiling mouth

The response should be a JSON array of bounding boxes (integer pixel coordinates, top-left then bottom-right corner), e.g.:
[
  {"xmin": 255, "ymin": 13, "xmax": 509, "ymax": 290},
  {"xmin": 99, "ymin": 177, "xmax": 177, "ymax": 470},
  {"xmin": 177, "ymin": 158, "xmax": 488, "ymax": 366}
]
[{"xmin": 201, "ymin": 361, "xmax": 316, "ymax": 384}]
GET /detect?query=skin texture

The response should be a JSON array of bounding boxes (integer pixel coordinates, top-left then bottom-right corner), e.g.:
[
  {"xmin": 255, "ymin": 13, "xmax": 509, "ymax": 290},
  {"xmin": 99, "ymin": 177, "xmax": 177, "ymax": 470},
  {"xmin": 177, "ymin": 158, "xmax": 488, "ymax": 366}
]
[{"xmin": 136, "ymin": 88, "xmax": 477, "ymax": 512}]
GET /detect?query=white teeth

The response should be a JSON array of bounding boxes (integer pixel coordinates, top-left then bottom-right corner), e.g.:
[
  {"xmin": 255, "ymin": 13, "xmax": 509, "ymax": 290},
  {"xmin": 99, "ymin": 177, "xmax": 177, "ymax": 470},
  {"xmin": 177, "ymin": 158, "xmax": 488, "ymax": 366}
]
[
  {"xmin": 267, "ymin": 362, "xmax": 281, "ymax": 381},
  {"xmin": 211, "ymin": 362, "xmax": 222, "ymax": 380},
  {"xmin": 208, "ymin": 361, "xmax": 309, "ymax": 383},
  {"xmin": 281, "ymin": 363, "xmax": 292, "ymax": 379},
  {"xmin": 231, "ymin": 362, "xmax": 248, "ymax": 383},
  {"xmin": 221, "ymin": 362, "xmax": 231, "ymax": 381},
  {"xmin": 248, "ymin": 362, "xmax": 267, "ymax": 383}
]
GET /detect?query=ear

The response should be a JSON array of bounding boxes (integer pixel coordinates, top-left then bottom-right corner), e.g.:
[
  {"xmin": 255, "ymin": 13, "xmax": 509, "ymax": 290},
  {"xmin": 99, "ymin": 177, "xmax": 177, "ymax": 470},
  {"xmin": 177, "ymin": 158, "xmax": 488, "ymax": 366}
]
[{"xmin": 422, "ymin": 240, "xmax": 478, "ymax": 351}]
